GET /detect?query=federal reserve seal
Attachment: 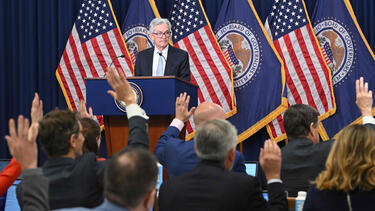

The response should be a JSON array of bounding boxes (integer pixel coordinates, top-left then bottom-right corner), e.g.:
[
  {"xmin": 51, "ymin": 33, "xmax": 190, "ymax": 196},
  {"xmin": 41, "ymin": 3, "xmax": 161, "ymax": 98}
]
[
  {"xmin": 215, "ymin": 22, "xmax": 261, "ymax": 89},
  {"xmin": 313, "ymin": 19, "xmax": 356, "ymax": 86},
  {"xmin": 114, "ymin": 82, "xmax": 143, "ymax": 113},
  {"xmin": 123, "ymin": 26, "xmax": 153, "ymax": 64}
]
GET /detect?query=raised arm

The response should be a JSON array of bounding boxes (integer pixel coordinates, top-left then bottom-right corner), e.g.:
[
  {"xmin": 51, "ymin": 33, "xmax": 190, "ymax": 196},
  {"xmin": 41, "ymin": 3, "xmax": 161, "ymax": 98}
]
[{"xmin": 106, "ymin": 67, "xmax": 149, "ymax": 149}]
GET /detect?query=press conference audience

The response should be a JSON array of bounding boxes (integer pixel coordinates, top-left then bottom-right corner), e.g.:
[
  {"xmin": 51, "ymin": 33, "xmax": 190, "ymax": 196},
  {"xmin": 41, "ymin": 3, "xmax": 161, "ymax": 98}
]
[
  {"xmin": 158, "ymin": 119, "xmax": 288, "ymax": 211},
  {"xmin": 56, "ymin": 148, "xmax": 158, "ymax": 211},
  {"xmin": 0, "ymin": 158, "xmax": 21, "ymax": 196},
  {"xmin": 16, "ymin": 67, "xmax": 149, "ymax": 209},
  {"xmin": 155, "ymin": 92, "xmax": 246, "ymax": 178},
  {"xmin": 303, "ymin": 77, "xmax": 375, "ymax": 210},
  {"xmin": 5, "ymin": 115, "xmax": 157, "ymax": 211},
  {"xmin": 5, "ymin": 95, "xmax": 49, "ymax": 210},
  {"xmin": 281, "ymin": 104, "xmax": 334, "ymax": 197}
]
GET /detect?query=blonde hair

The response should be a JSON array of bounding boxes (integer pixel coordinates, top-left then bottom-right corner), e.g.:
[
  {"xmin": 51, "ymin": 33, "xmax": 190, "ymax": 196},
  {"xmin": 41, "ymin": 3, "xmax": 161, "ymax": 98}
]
[{"xmin": 316, "ymin": 124, "xmax": 375, "ymax": 192}]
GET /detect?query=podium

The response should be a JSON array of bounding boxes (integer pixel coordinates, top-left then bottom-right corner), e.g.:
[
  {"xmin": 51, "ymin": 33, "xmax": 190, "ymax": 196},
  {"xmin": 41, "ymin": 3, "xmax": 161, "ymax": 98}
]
[{"xmin": 86, "ymin": 76, "xmax": 198, "ymax": 156}]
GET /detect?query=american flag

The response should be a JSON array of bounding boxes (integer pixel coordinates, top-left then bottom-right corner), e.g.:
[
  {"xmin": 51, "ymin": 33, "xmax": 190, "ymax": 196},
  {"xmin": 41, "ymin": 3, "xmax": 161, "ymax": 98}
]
[
  {"xmin": 169, "ymin": 0, "xmax": 236, "ymax": 138},
  {"xmin": 56, "ymin": 0, "xmax": 134, "ymax": 125},
  {"xmin": 265, "ymin": 0, "xmax": 335, "ymax": 141}
]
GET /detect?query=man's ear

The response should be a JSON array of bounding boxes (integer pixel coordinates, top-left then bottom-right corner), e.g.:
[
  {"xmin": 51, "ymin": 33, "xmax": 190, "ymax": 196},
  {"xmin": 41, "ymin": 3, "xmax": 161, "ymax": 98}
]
[
  {"xmin": 143, "ymin": 189, "xmax": 156, "ymax": 210},
  {"xmin": 69, "ymin": 134, "xmax": 77, "ymax": 148},
  {"xmin": 228, "ymin": 148, "xmax": 236, "ymax": 163}
]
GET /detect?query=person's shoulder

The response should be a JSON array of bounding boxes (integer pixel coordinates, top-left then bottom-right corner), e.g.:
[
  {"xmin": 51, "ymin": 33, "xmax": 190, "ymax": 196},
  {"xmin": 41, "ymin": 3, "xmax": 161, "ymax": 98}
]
[
  {"xmin": 137, "ymin": 47, "xmax": 153, "ymax": 55},
  {"xmin": 169, "ymin": 45, "xmax": 188, "ymax": 55}
]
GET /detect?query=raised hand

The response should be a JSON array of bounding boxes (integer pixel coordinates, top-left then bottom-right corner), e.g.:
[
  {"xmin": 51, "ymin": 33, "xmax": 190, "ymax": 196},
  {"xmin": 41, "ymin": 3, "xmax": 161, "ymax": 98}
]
[
  {"xmin": 259, "ymin": 139, "xmax": 281, "ymax": 181},
  {"xmin": 175, "ymin": 92, "xmax": 196, "ymax": 123},
  {"xmin": 31, "ymin": 93, "xmax": 43, "ymax": 125},
  {"xmin": 5, "ymin": 116, "xmax": 38, "ymax": 170},
  {"xmin": 356, "ymin": 77, "xmax": 373, "ymax": 117},
  {"xmin": 106, "ymin": 67, "xmax": 136, "ymax": 106},
  {"xmin": 78, "ymin": 100, "xmax": 93, "ymax": 119}
]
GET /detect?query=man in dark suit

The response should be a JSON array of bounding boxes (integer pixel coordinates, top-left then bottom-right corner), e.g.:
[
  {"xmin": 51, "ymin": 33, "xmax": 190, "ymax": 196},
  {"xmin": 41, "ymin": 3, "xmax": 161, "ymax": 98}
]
[
  {"xmin": 134, "ymin": 18, "xmax": 190, "ymax": 82},
  {"xmin": 158, "ymin": 119, "xmax": 288, "ymax": 211},
  {"xmin": 281, "ymin": 104, "xmax": 334, "ymax": 197},
  {"xmin": 154, "ymin": 93, "xmax": 245, "ymax": 178},
  {"xmin": 16, "ymin": 67, "xmax": 150, "ymax": 210}
]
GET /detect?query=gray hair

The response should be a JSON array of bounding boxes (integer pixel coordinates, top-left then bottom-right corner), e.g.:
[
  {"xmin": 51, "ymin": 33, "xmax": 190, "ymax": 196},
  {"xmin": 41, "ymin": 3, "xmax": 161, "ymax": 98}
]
[
  {"xmin": 195, "ymin": 119, "xmax": 238, "ymax": 161},
  {"xmin": 149, "ymin": 18, "xmax": 172, "ymax": 34}
]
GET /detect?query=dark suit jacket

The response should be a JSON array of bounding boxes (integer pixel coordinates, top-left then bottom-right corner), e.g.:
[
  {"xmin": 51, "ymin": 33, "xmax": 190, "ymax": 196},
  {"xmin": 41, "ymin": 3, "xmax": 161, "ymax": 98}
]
[
  {"xmin": 303, "ymin": 184, "xmax": 375, "ymax": 211},
  {"xmin": 158, "ymin": 160, "xmax": 288, "ymax": 211},
  {"xmin": 281, "ymin": 138, "xmax": 334, "ymax": 197},
  {"xmin": 19, "ymin": 168, "xmax": 49, "ymax": 211},
  {"xmin": 134, "ymin": 45, "xmax": 190, "ymax": 82},
  {"xmin": 154, "ymin": 125, "xmax": 246, "ymax": 178},
  {"xmin": 17, "ymin": 116, "xmax": 149, "ymax": 210}
]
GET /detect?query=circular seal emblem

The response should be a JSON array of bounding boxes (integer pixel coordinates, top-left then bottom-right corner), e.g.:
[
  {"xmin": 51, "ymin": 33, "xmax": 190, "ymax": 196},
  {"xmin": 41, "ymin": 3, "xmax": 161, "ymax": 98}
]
[
  {"xmin": 123, "ymin": 26, "xmax": 153, "ymax": 63},
  {"xmin": 313, "ymin": 19, "xmax": 355, "ymax": 86},
  {"xmin": 215, "ymin": 22, "xmax": 261, "ymax": 89},
  {"xmin": 114, "ymin": 82, "xmax": 143, "ymax": 113}
]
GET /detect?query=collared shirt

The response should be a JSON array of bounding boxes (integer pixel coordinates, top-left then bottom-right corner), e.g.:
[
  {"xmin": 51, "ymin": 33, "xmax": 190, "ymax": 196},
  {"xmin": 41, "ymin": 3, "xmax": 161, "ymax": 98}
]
[
  {"xmin": 152, "ymin": 45, "xmax": 169, "ymax": 76},
  {"xmin": 363, "ymin": 116, "xmax": 375, "ymax": 125}
]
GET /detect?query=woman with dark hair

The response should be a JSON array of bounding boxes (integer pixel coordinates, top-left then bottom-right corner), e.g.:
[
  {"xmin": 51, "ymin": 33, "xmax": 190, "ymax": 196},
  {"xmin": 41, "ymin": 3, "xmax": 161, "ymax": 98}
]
[
  {"xmin": 303, "ymin": 124, "xmax": 375, "ymax": 211},
  {"xmin": 81, "ymin": 117, "xmax": 101, "ymax": 156},
  {"xmin": 78, "ymin": 101, "xmax": 105, "ymax": 160}
]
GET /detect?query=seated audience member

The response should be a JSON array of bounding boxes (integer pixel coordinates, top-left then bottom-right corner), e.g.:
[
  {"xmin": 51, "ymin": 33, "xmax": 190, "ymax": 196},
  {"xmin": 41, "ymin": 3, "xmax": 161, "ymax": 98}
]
[
  {"xmin": 78, "ymin": 101, "xmax": 105, "ymax": 160},
  {"xmin": 303, "ymin": 124, "xmax": 375, "ymax": 211},
  {"xmin": 17, "ymin": 67, "xmax": 150, "ymax": 209},
  {"xmin": 155, "ymin": 93, "xmax": 245, "ymax": 178},
  {"xmin": 81, "ymin": 118, "xmax": 101, "ymax": 155},
  {"xmin": 0, "ymin": 158, "xmax": 21, "ymax": 196},
  {"xmin": 5, "ymin": 116, "xmax": 157, "ymax": 211},
  {"xmin": 5, "ymin": 114, "xmax": 49, "ymax": 211},
  {"xmin": 281, "ymin": 104, "xmax": 334, "ymax": 196},
  {"xmin": 158, "ymin": 119, "xmax": 288, "ymax": 211}
]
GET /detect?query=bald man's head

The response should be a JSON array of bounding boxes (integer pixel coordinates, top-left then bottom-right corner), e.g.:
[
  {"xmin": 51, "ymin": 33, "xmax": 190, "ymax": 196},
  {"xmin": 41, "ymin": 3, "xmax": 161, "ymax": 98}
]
[{"xmin": 193, "ymin": 102, "xmax": 226, "ymax": 128}]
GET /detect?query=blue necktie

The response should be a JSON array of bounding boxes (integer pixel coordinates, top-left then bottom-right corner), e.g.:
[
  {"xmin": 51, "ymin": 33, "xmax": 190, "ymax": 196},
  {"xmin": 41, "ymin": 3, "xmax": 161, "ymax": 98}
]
[{"xmin": 156, "ymin": 52, "xmax": 163, "ymax": 76}]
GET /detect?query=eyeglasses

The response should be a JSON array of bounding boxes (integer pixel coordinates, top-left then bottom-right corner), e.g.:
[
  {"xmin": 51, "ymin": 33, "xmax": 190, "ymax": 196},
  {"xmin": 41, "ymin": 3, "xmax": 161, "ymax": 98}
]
[{"xmin": 152, "ymin": 31, "xmax": 171, "ymax": 37}]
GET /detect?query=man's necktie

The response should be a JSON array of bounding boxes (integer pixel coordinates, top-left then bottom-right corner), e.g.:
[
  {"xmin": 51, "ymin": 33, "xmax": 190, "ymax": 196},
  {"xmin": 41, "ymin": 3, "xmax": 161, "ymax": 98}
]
[{"xmin": 156, "ymin": 52, "xmax": 163, "ymax": 76}]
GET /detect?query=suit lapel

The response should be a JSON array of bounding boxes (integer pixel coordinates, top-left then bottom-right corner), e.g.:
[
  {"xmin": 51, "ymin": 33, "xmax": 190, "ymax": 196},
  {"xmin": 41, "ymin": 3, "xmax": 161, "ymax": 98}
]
[
  {"xmin": 144, "ymin": 48, "xmax": 154, "ymax": 76},
  {"xmin": 164, "ymin": 45, "xmax": 175, "ymax": 76}
]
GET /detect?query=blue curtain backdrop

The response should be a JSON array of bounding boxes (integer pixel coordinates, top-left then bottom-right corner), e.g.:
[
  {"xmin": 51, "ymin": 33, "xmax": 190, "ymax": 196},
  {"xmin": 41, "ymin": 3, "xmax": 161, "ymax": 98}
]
[{"xmin": 1, "ymin": 0, "xmax": 374, "ymax": 160}]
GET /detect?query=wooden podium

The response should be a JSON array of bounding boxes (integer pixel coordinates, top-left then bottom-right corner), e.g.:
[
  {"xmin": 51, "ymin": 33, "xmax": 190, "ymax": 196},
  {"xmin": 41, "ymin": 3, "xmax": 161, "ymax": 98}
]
[{"xmin": 86, "ymin": 76, "xmax": 198, "ymax": 156}]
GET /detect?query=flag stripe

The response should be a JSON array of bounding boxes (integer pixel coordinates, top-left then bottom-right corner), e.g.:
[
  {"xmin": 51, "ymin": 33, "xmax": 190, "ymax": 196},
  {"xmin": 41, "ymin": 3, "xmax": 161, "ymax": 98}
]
[
  {"xmin": 203, "ymin": 26, "xmax": 233, "ymax": 89},
  {"xmin": 182, "ymin": 35, "xmax": 219, "ymax": 104},
  {"xmin": 176, "ymin": 40, "xmax": 208, "ymax": 104},
  {"xmin": 85, "ymin": 40, "xmax": 106, "ymax": 77},
  {"xmin": 304, "ymin": 25, "xmax": 334, "ymax": 108},
  {"xmin": 102, "ymin": 32, "xmax": 121, "ymax": 70},
  {"xmin": 193, "ymin": 29, "xmax": 231, "ymax": 110},
  {"xmin": 62, "ymin": 49, "xmax": 85, "ymax": 103},
  {"xmin": 90, "ymin": 37, "xmax": 109, "ymax": 74},
  {"xmin": 283, "ymin": 33, "xmax": 317, "ymax": 107},
  {"xmin": 201, "ymin": 26, "xmax": 233, "ymax": 107},
  {"xmin": 297, "ymin": 26, "xmax": 330, "ymax": 112},
  {"xmin": 290, "ymin": 28, "xmax": 325, "ymax": 111},
  {"xmin": 81, "ymin": 42, "xmax": 99, "ymax": 77},
  {"xmin": 71, "ymin": 27, "xmax": 96, "ymax": 78},
  {"xmin": 113, "ymin": 28, "xmax": 133, "ymax": 73},
  {"xmin": 68, "ymin": 35, "xmax": 88, "ymax": 82},
  {"xmin": 306, "ymin": 25, "xmax": 331, "ymax": 86},
  {"xmin": 274, "ymin": 39, "xmax": 304, "ymax": 103}
]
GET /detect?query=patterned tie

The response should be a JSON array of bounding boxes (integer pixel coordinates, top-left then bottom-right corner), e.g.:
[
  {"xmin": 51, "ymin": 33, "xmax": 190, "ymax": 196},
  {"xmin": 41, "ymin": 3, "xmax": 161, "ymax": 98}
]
[{"xmin": 156, "ymin": 52, "xmax": 163, "ymax": 76}]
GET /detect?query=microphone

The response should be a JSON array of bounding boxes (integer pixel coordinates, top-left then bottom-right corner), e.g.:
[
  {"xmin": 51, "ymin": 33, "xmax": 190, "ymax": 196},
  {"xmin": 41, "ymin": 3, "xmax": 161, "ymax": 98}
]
[
  {"xmin": 102, "ymin": 55, "xmax": 125, "ymax": 77},
  {"xmin": 158, "ymin": 52, "xmax": 167, "ymax": 62},
  {"xmin": 109, "ymin": 54, "xmax": 125, "ymax": 67}
]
